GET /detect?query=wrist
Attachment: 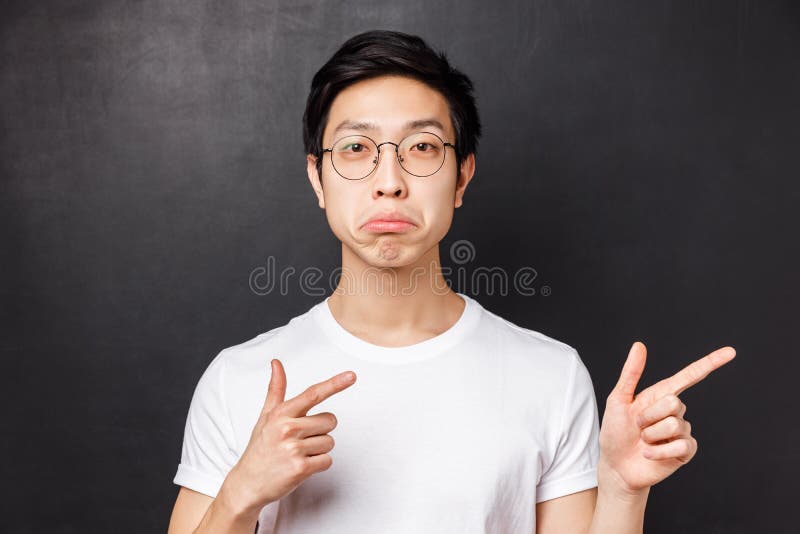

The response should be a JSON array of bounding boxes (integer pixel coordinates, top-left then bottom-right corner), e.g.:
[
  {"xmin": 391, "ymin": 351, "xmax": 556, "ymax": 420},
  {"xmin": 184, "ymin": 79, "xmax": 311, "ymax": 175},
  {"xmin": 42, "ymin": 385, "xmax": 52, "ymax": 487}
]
[
  {"xmin": 597, "ymin": 460, "xmax": 650, "ymax": 504},
  {"xmin": 217, "ymin": 469, "xmax": 265, "ymax": 522},
  {"xmin": 598, "ymin": 482, "xmax": 650, "ymax": 506}
]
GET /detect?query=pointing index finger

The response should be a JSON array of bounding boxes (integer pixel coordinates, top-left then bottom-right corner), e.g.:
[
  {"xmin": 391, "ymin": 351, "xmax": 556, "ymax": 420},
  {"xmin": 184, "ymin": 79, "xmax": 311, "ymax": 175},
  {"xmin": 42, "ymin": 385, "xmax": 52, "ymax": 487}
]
[
  {"xmin": 280, "ymin": 371, "xmax": 357, "ymax": 417},
  {"xmin": 650, "ymin": 346, "xmax": 736, "ymax": 398}
]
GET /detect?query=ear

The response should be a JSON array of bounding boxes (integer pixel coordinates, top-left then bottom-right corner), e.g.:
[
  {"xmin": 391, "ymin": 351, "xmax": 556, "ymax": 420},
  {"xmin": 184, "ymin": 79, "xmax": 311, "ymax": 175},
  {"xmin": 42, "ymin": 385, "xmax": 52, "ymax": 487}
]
[
  {"xmin": 306, "ymin": 153, "xmax": 325, "ymax": 209},
  {"xmin": 454, "ymin": 153, "xmax": 476, "ymax": 208}
]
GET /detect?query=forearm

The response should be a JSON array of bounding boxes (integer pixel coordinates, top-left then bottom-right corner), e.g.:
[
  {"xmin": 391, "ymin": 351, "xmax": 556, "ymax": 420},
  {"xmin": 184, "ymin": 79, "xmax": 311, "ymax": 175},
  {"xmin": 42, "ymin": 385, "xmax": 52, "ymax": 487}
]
[
  {"xmin": 192, "ymin": 483, "xmax": 261, "ymax": 534},
  {"xmin": 588, "ymin": 483, "xmax": 649, "ymax": 534}
]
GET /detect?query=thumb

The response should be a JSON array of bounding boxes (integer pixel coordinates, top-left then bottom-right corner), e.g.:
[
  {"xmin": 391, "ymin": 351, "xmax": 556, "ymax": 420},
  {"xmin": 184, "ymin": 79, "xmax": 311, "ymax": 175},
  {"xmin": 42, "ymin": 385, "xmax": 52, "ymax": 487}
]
[
  {"xmin": 263, "ymin": 358, "xmax": 287, "ymax": 414},
  {"xmin": 610, "ymin": 341, "xmax": 647, "ymax": 402}
]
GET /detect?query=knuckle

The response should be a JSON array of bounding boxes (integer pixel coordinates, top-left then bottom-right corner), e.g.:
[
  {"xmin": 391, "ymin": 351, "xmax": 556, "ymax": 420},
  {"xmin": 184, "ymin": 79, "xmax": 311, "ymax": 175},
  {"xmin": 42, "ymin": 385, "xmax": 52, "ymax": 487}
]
[
  {"xmin": 667, "ymin": 394, "xmax": 681, "ymax": 411},
  {"xmin": 320, "ymin": 454, "xmax": 333, "ymax": 471},
  {"xmin": 689, "ymin": 367, "xmax": 704, "ymax": 382},
  {"xmin": 306, "ymin": 387, "xmax": 321, "ymax": 405},
  {"xmin": 684, "ymin": 419, "xmax": 692, "ymax": 434},
  {"xmin": 264, "ymin": 409, "xmax": 282, "ymax": 425},
  {"xmin": 290, "ymin": 457, "xmax": 308, "ymax": 477},
  {"xmin": 667, "ymin": 416, "xmax": 681, "ymax": 433},
  {"xmin": 279, "ymin": 422, "xmax": 299, "ymax": 439},
  {"xmin": 284, "ymin": 440, "xmax": 303, "ymax": 456}
]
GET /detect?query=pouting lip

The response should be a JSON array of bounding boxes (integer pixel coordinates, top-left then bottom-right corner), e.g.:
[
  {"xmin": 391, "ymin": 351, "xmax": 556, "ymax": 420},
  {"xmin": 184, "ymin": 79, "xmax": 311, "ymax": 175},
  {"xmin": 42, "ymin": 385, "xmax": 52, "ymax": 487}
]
[{"xmin": 361, "ymin": 212, "xmax": 417, "ymax": 229}]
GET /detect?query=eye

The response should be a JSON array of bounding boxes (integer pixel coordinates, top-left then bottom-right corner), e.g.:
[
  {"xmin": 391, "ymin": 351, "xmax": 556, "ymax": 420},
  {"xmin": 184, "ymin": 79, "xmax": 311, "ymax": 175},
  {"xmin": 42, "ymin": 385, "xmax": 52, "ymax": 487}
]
[
  {"xmin": 344, "ymin": 143, "xmax": 365, "ymax": 152},
  {"xmin": 414, "ymin": 143, "xmax": 433, "ymax": 151}
]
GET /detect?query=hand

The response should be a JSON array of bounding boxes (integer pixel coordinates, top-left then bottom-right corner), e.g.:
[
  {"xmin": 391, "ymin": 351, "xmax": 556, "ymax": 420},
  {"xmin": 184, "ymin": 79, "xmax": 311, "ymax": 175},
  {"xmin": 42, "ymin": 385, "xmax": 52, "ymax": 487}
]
[
  {"xmin": 221, "ymin": 359, "xmax": 357, "ymax": 513},
  {"xmin": 598, "ymin": 341, "xmax": 736, "ymax": 496}
]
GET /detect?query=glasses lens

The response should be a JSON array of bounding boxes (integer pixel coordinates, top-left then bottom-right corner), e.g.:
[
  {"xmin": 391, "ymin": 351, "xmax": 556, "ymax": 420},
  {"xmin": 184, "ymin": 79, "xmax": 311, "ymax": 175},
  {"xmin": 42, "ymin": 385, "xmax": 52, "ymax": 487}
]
[
  {"xmin": 329, "ymin": 132, "xmax": 448, "ymax": 179},
  {"xmin": 331, "ymin": 135, "xmax": 377, "ymax": 180},
  {"xmin": 398, "ymin": 132, "xmax": 446, "ymax": 177}
]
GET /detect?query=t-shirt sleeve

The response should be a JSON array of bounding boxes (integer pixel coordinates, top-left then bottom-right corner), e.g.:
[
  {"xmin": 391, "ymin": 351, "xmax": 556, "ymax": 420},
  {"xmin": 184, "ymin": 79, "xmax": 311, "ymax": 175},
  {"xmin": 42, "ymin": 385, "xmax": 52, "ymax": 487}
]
[
  {"xmin": 173, "ymin": 350, "xmax": 240, "ymax": 498},
  {"xmin": 535, "ymin": 348, "xmax": 600, "ymax": 503}
]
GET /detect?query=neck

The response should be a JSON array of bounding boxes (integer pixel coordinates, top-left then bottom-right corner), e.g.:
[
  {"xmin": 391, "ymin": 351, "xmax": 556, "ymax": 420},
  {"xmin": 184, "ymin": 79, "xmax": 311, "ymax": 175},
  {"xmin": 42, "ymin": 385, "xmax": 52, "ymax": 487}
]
[{"xmin": 327, "ymin": 242, "xmax": 464, "ymax": 346}]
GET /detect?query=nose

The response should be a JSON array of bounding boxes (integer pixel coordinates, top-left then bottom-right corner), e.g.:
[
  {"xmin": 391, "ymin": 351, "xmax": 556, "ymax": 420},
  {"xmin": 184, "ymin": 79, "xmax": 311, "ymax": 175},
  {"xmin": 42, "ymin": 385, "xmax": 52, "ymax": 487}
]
[{"xmin": 371, "ymin": 143, "xmax": 408, "ymax": 199}]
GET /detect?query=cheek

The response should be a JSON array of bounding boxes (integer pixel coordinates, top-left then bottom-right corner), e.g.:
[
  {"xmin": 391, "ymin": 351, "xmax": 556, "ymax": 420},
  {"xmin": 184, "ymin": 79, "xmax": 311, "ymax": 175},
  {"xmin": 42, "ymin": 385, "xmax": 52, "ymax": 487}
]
[
  {"xmin": 418, "ymin": 182, "xmax": 456, "ymax": 232},
  {"xmin": 321, "ymin": 184, "xmax": 363, "ymax": 238}
]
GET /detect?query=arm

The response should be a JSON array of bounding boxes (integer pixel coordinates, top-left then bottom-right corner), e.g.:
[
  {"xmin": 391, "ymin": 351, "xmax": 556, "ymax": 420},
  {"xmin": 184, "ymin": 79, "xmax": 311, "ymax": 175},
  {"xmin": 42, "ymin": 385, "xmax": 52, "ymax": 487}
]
[
  {"xmin": 535, "ymin": 483, "xmax": 648, "ymax": 534},
  {"xmin": 167, "ymin": 482, "xmax": 260, "ymax": 534},
  {"xmin": 536, "ymin": 487, "xmax": 597, "ymax": 534},
  {"xmin": 535, "ymin": 350, "xmax": 601, "ymax": 533},
  {"xmin": 588, "ymin": 481, "xmax": 648, "ymax": 534},
  {"xmin": 167, "ymin": 487, "xmax": 212, "ymax": 534}
]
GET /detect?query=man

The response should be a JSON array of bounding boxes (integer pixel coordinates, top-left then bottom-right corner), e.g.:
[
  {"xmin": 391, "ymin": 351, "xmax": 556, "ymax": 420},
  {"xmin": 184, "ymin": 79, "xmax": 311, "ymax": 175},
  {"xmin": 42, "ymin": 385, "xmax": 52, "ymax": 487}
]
[{"xmin": 168, "ymin": 30, "xmax": 735, "ymax": 533}]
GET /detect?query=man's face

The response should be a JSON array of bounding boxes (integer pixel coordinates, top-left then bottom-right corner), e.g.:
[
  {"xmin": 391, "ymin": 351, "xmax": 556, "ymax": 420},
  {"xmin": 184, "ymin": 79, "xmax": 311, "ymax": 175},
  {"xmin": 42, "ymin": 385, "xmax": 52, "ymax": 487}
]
[{"xmin": 306, "ymin": 75, "xmax": 475, "ymax": 268}]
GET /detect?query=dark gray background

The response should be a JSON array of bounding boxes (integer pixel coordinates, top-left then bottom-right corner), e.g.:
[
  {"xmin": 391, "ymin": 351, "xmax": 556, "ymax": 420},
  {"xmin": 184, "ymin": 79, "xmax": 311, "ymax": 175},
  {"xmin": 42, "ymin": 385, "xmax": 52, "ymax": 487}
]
[{"xmin": 2, "ymin": 1, "xmax": 797, "ymax": 532}]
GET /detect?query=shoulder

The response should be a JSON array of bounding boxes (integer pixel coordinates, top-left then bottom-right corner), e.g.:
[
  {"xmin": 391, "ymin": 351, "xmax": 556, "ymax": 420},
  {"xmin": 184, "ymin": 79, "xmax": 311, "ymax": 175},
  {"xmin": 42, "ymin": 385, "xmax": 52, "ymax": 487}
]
[
  {"xmin": 210, "ymin": 301, "xmax": 319, "ymax": 377},
  {"xmin": 467, "ymin": 297, "xmax": 591, "ymax": 394},
  {"xmin": 474, "ymin": 299, "xmax": 580, "ymax": 364}
]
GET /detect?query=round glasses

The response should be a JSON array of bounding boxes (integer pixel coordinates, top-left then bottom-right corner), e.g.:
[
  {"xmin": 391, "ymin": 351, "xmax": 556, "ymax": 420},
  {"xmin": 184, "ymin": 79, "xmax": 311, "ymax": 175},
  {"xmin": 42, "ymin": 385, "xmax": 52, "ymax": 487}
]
[{"xmin": 321, "ymin": 131, "xmax": 456, "ymax": 181}]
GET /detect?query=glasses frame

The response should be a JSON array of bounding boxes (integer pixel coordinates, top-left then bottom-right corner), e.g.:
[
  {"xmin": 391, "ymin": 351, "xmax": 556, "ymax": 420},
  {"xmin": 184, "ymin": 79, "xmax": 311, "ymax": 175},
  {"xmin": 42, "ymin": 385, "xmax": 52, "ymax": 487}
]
[{"xmin": 321, "ymin": 130, "xmax": 456, "ymax": 181}]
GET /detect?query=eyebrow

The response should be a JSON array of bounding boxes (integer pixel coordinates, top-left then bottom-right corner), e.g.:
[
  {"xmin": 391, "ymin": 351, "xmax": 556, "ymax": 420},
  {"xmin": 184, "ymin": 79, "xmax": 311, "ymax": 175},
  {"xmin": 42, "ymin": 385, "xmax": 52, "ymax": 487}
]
[{"xmin": 331, "ymin": 118, "xmax": 447, "ymax": 138}]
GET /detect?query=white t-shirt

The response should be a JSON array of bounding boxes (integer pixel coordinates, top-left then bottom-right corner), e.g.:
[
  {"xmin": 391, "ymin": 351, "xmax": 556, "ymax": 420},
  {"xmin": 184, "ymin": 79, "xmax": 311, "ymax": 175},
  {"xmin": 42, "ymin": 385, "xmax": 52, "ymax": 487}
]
[{"xmin": 173, "ymin": 292, "xmax": 600, "ymax": 533}]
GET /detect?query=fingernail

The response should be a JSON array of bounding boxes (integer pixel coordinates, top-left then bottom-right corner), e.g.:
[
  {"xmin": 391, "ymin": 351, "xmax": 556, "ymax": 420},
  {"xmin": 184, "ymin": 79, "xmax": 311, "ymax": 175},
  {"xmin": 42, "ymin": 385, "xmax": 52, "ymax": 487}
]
[{"xmin": 339, "ymin": 372, "xmax": 355, "ymax": 384}]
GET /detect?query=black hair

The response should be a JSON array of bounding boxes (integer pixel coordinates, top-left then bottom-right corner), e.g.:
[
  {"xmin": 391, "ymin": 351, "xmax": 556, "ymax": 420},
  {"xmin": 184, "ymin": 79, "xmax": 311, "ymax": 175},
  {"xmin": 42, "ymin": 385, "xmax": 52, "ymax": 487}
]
[{"xmin": 302, "ymin": 30, "xmax": 481, "ymax": 186}]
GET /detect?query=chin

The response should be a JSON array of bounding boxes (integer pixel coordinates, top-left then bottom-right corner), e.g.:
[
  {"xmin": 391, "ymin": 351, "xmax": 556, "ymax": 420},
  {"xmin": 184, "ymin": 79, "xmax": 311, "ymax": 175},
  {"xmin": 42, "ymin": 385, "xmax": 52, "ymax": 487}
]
[{"xmin": 363, "ymin": 243, "xmax": 422, "ymax": 268}]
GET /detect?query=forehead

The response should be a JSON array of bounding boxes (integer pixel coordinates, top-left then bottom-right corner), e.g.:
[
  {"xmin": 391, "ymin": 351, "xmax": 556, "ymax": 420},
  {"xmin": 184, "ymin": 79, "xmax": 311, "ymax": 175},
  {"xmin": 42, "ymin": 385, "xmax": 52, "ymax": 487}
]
[{"xmin": 324, "ymin": 75, "xmax": 454, "ymax": 141}]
